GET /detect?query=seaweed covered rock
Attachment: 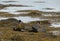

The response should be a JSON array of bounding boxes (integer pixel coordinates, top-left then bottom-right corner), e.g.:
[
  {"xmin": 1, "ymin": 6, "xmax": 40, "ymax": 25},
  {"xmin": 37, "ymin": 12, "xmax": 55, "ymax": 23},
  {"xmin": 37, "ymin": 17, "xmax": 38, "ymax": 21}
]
[
  {"xmin": 27, "ymin": 10, "xmax": 42, "ymax": 17},
  {"xmin": 0, "ymin": 18, "xmax": 21, "ymax": 27}
]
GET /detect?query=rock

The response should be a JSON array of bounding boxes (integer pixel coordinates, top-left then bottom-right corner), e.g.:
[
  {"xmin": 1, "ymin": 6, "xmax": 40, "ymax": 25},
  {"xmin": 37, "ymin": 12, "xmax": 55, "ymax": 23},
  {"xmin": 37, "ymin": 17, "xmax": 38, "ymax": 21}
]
[
  {"xmin": 49, "ymin": 31, "xmax": 60, "ymax": 36},
  {"xmin": 24, "ymin": 25, "xmax": 32, "ymax": 32},
  {"xmin": 5, "ymin": 18, "xmax": 19, "ymax": 22},
  {"xmin": 0, "ymin": 18, "xmax": 21, "ymax": 27},
  {"xmin": 13, "ymin": 27, "xmax": 21, "ymax": 31},
  {"xmin": 29, "ymin": 27, "xmax": 38, "ymax": 33},
  {"xmin": 32, "ymin": 22, "xmax": 40, "ymax": 30},
  {"xmin": 30, "ymin": 21, "xmax": 48, "ymax": 32},
  {"xmin": 38, "ymin": 28, "xmax": 46, "ymax": 32}
]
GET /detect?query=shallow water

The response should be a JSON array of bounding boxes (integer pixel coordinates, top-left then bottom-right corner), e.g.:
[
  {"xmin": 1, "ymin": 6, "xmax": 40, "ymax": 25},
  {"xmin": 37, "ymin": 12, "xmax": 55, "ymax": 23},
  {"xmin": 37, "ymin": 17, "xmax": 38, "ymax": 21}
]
[
  {"xmin": 13, "ymin": 16, "xmax": 40, "ymax": 23},
  {"xmin": 0, "ymin": 0, "xmax": 60, "ymax": 13},
  {"xmin": 0, "ymin": 16, "xmax": 48, "ymax": 23},
  {"xmin": 0, "ymin": 0, "xmax": 60, "ymax": 27},
  {"xmin": 42, "ymin": 14, "xmax": 60, "ymax": 17},
  {"xmin": 50, "ymin": 22, "xmax": 60, "ymax": 28}
]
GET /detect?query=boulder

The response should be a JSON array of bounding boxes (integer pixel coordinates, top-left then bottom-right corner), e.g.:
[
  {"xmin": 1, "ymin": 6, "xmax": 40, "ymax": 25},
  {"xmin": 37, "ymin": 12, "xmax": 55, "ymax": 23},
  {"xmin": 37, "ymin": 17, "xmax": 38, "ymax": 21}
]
[{"xmin": 0, "ymin": 18, "xmax": 22, "ymax": 27}]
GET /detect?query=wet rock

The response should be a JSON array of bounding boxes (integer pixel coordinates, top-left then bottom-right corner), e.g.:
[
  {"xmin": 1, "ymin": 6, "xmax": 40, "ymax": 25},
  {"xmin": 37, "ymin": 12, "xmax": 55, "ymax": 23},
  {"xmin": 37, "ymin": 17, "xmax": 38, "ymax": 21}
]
[
  {"xmin": 0, "ymin": 18, "xmax": 21, "ymax": 27},
  {"xmin": 0, "ymin": 12, "xmax": 16, "ymax": 17},
  {"xmin": 0, "ymin": 4, "xmax": 6, "ymax": 9},
  {"xmin": 16, "ymin": 10, "xmax": 42, "ymax": 17},
  {"xmin": 5, "ymin": 18, "xmax": 19, "ymax": 22}
]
